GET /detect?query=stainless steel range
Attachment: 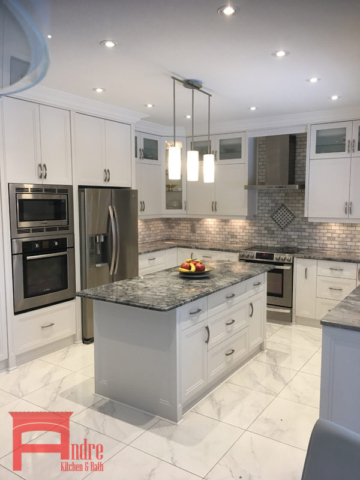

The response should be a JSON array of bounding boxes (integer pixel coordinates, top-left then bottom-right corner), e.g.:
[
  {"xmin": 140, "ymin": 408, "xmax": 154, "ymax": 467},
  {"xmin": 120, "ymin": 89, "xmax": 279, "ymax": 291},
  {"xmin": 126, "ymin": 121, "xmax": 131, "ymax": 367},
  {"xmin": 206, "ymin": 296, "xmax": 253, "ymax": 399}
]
[{"xmin": 239, "ymin": 246, "xmax": 299, "ymax": 323}]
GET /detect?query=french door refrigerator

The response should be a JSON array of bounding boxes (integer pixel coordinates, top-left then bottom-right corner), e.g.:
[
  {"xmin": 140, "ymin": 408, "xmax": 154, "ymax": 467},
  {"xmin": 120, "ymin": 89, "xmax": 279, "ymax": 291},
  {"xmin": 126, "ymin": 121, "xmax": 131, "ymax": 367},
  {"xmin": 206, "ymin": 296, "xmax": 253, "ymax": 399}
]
[{"xmin": 79, "ymin": 187, "xmax": 138, "ymax": 343}]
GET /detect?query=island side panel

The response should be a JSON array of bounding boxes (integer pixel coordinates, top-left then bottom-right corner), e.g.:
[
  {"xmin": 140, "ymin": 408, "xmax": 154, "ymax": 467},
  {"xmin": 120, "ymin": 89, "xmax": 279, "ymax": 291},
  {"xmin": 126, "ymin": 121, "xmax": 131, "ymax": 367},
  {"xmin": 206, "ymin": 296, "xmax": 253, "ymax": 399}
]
[{"xmin": 93, "ymin": 301, "xmax": 181, "ymax": 422}]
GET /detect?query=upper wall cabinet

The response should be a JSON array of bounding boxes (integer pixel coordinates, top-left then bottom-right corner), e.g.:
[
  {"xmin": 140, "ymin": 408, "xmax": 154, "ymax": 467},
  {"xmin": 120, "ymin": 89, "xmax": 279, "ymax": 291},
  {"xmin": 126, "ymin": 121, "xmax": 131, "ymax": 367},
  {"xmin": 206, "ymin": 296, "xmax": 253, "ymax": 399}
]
[
  {"xmin": 310, "ymin": 122, "xmax": 353, "ymax": 159},
  {"xmin": 164, "ymin": 139, "xmax": 186, "ymax": 214},
  {"xmin": 214, "ymin": 133, "xmax": 245, "ymax": 164},
  {"xmin": 135, "ymin": 132, "xmax": 159, "ymax": 164},
  {"xmin": 3, "ymin": 97, "xmax": 72, "ymax": 185},
  {"xmin": 352, "ymin": 120, "xmax": 360, "ymax": 157},
  {"xmin": 75, "ymin": 113, "xmax": 131, "ymax": 187}
]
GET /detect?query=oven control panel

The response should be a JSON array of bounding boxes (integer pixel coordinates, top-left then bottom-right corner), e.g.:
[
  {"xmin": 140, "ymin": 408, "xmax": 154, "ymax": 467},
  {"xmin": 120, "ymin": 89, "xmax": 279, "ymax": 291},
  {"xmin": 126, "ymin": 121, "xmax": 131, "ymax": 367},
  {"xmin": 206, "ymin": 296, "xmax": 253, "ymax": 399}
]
[
  {"xmin": 239, "ymin": 251, "xmax": 294, "ymax": 263},
  {"xmin": 22, "ymin": 238, "xmax": 68, "ymax": 253}
]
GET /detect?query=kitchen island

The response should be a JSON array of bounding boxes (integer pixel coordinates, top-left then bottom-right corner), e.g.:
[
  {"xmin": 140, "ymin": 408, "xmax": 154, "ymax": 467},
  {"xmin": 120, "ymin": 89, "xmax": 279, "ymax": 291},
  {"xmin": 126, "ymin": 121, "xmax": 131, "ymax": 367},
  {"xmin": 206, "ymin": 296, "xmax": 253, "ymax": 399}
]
[{"xmin": 77, "ymin": 261, "xmax": 273, "ymax": 422}]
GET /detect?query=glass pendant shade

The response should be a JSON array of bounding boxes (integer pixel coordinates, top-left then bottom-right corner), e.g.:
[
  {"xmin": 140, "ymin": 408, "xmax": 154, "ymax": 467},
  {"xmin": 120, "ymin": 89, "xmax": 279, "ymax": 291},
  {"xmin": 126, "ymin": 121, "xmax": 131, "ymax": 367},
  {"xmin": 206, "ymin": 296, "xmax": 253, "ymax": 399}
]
[
  {"xmin": 168, "ymin": 146, "xmax": 181, "ymax": 180},
  {"xmin": 203, "ymin": 154, "xmax": 215, "ymax": 183},
  {"xmin": 187, "ymin": 150, "xmax": 199, "ymax": 181}
]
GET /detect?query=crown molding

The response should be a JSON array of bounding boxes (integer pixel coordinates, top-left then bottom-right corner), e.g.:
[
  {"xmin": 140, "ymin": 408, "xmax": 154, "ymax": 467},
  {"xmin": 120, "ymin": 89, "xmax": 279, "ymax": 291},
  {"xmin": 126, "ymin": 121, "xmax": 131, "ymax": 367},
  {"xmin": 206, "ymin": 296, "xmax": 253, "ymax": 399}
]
[
  {"xmin": 135, "ymin": 119, "xmax": 186, "ymax": 137},
  {"xmin": 13, "ymin": 85, "xmax": 147, "ymax": 124}
]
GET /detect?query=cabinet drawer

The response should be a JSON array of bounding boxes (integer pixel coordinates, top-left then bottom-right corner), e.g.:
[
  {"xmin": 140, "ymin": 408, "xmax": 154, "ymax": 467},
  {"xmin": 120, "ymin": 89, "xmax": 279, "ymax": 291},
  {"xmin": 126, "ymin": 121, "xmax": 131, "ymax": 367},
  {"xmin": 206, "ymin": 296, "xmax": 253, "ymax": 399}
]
[
  {"xmin": 139, "ymin": 250, "xmax": 166, "ymax": 270},
  {"xmin": 179, "ymin": 298, "xmax": 208, "ymax": 330},
  {"xmin": 246, "ymin": 274, "xmax": 266, "ymax": 298},
  {"xmin": 317, "ymin": 276, "xmax": 356, "ymax": 301},
  {"xmin": 317, "ymin": 260, "xmax": 357, "ymax": 280},
  {"xmin": 15, "ymin": 301, "xmax": 76, "ymax": 354},
  {"xmin": 208, "ymin": 282, "xmax": 247, "ymax": 318},
  {"xmin": 316, "ymin": 298, "xmax": 340, "ymax": 320},
  {"xmin": 208, "ymin": 301, "xmax": 248, "ymax": 350},
  {"xmin": 208, "ymin": 328, "xmax": 248, "ymax": 384},
  {"xmin": 139, "ymin": 264, "xmax": 165, "ymax": 276}
]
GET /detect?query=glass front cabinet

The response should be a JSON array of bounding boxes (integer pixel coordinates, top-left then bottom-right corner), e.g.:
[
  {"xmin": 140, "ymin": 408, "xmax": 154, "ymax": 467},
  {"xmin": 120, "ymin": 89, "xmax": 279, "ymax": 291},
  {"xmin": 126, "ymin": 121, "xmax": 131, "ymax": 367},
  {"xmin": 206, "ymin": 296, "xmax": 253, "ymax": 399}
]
[
  {"xmin": 135, "ymin": 131, "xmax": 160, "ymax": 163},
  {"xmin": 164, "ymin": 138, "xmax": 186, "ymax": 214},
  {"xmin": 353, "ymin": 120, "xmax": 360, "ymax": 157},
  {"xmin": 187, "ymin": 133, "xmax": 245, "ymax": 164},
  {"xmin": 310, "ymin": 122, "xmax": 353, "ymax": 159}
]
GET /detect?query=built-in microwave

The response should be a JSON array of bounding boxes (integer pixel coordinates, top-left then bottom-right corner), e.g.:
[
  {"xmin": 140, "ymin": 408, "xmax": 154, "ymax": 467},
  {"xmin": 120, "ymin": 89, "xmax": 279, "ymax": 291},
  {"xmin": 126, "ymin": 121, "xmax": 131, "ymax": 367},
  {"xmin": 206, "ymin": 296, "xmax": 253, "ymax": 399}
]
[{"xmin": 9, "ymin": 184, "xmax": 74, "ymax": 238}]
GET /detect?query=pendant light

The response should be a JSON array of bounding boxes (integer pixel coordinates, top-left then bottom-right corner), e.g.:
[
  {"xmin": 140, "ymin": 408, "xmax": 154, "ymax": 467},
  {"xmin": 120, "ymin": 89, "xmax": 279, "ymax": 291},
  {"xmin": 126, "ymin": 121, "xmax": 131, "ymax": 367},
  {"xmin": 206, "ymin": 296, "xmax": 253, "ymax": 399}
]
[
  {"xmin": 168, "ymin": 78, "xmax": 181, "ymax": 180},
  {"xmin": 203, "ymin": 95, "xmax": 215, "ymax": 183},
  {"xmin": 187, "ymin": 89, "xmax": 199, "ymax": 181}
]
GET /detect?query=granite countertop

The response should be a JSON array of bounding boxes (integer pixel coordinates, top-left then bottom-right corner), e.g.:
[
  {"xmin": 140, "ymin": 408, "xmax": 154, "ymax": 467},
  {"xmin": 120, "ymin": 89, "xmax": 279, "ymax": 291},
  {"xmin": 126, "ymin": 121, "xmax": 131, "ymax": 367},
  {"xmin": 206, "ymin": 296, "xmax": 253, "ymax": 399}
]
[
  {"xmin": 294, "ymin": 249, "xmax": 360, "ymax": 264},
  {"xmin": 321, "ymin": 285, "xmax": 360, "ymax": 332},
  {"xmin": 138, "ymin": 240, "xmax": 253, "ymax": 255},
  {"xmin": 76, "ymin": 260, "xmax": 273, "ymax": 312}
]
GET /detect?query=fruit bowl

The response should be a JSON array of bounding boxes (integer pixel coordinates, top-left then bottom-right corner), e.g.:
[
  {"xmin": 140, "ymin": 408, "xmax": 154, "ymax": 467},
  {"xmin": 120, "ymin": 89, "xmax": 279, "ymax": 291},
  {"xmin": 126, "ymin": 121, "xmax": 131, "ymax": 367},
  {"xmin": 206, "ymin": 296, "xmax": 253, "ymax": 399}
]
[
  {"xmin": 178, "ymin": 259, "xmax": 214, "ymax": 278},
  {"xmin": 178, "ymin": 266, "xmax": 214, "ymax": 278}
]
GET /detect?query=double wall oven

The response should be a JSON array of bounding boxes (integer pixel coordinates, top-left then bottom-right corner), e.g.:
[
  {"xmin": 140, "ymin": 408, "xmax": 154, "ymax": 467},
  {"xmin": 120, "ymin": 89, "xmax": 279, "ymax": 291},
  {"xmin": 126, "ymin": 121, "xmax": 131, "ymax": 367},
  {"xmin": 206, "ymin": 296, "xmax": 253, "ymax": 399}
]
[
  {"xmin": 9, "ymin": 184, "xmax": 75, "ymax": 314},
  {"xmin": 239, "ymin": 246, "xmax": 298, "ymax": 322}
]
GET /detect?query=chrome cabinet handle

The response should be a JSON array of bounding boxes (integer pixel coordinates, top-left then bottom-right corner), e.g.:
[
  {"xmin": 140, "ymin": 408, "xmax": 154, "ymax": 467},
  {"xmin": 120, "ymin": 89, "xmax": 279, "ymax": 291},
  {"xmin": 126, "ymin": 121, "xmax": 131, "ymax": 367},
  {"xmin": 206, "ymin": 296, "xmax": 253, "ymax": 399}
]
[
  {"xmin": 41, "ymin": 323, "xmax": 55, "ymax": 329},
  {"xmin": 226, "ymin": 293, "xmax": 235, "ymax": 299},
  {"xmin": 345, "ymin": 202, "xmax": 348, "ymax": 215},
  {"xmin": 253, "ymin": 281, "xmax": 261, "ymax": 286},
  {"xmin": 349, "ymin": 202, "xmax": 353, "ymax": 215},
  {"xmin": 141, "ymin": 148, "xmax": 144, "ymax": 159},
  {"xmin": 38, "ymin": 164, "xmax": 43, "ymax": 179},
  {"xmin": 226, "ymin": 319, "xmax": 235, "ymax": 326},
  {"xmin": 329, "ymin": 287, "xmax": 343, "ymax": 291},
  {"xmin": 139, "ymin": 148, "xmax": 142, "ymax": 159},
  {"xmin": 305, "ymin": 267, "xmax": 308, "ymax": 279},
  {"xmin": 43, "ymin": 164, "xmax": 47, "ymax": 179},
  {"xmin": 107, "ymin": 169, "xmax": 110, "ymax": 182},
  {"xmin": 347, "ymin": 140, "xmax": 351, "ymax": 153},
  {"xmin": 143, "ymin": 201, "xmax": 145, "ymax": 212},
  {"xmin": 205, "ymin": 325, "xmax": 210, "ymax": 344},
  {"xmin": 212, "ymin": 201, "xmax": 214, "ymax": 212},
  {"xmin": 191, "ymin": 252, "xmax": 195, "ymax": 259},
  {"xmin": 215, "ymin": 150, "xmax": 218, "ymax": 161},
  {"xmin": 226, "ymin": 349, "xmax": 235, "ymax": 356},
  {"xmin": 104, "ymin": 169, "xmax": 107, "ymax": 182},
  {"xmin": 148, "ymin": 258, "xmax": 156, "ymax": 261},
  {"xmin": 329, "ymin": 268, "xmax": 344, "ymax": 271},
  {"xmin": 353, "ymin": 139, "xmax": 356, "ymax": 153},
  {"xmin": 140, "ymin": 201, "xmax": 142, "ymax": 212},
  {"xmin": 190, "ymin": 308, "xmax": 202, "ymax": 315},
  {"xmin": 249, "ymin": 302, "xmax": 254, "ymax": 317},
  {"xmin": 215, "ymin": 201, "xmax": 217, "ymax": 212}
]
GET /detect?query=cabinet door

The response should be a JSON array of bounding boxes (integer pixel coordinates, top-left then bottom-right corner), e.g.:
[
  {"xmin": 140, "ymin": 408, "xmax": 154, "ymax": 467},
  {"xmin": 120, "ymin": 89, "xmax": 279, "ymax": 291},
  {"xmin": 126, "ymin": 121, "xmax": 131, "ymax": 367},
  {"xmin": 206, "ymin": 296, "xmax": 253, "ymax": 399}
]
[
  {"xmin": 74, "ymin": 114, "xmax": 106, "ymax": 185},
  {"xmin": 165, "ymin": 139, "xmax": 186, "ymax": 214},
  {"xmin": 135, "ymin": 165, "xmax": 143, "ymax": 215},
  {"xmin": 214, "ymin": 133, "xmax": 245, "ymax": 164},
  {"xmin": 295, "ymin": 258, "xmax": 317, "ymax": 319},
  {"xmin": 248, "ymin": 293, "xmax": 264, "ymax": 350},
  {"xmin": 187, "ymin": 136, "xmax": 212, "ymax": 162},
  {"xmin": 39, "ymin": 105, "xmax": 72, "ymax": 185},
  {"xmin": 352, "ymin": 121, "xmax": 360, "ymax": 157},
  {"xmin": 105, "ymin": 120, "xmax": 131, "ymax": 187},
  {"xmin": 181, "ymin": 320, "xmax": 208, "ymax": 403},
  {"xmin": 3, "ymin": 97, "xmax": 41, "ymax": 184},
  {"xmin": 142, "ymin": 133, "xmax": 159, "ymax": 163},
  {"xmin": 308, "ymin": 159, "xmax": 350, "ymax": 218},
  {"xmin": 187, "ymin": 167, "xmax": 215, "ymax": 215},
  {"xmin": 215, "ymin": 164, "xmax": 247, "ymax": 216},
  {"xmin": 310, "ymin": 122, "xmax": 353, "ymax": 159},
  {"xmin": 349, "ymin": 157, "xmax": 360, "ymax": 220},
  {"xmin": 140, "ymin": 164, "xmax": 162, "ymax": 215}
]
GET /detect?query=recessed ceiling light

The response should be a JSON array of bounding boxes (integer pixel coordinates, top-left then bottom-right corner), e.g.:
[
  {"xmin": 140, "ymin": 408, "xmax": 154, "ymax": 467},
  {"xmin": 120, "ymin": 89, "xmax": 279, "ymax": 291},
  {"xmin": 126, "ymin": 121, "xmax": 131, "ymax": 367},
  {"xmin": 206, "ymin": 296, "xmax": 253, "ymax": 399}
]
[
  {"xmin": 93, "ymin": 87, "xmax": 105, "ymax": 93},
  {"xmin": 272, "ymin": 50, "xmax": 289, "ymax": 58},
  {"xmin": 145, "ymin": 104, "xmax": 155, "ymax": 108},
  {"xmin": 307, "ymin": 77, "xmax": 321, "ymax": 83},
  {"xmin": 47, "ymin": 34, "xmax": 52, "ymax": 39},
  {"xmin": 249, "ymin": 106, "xmax": 257, "ymax": 111},
  {"xmin": 185, "ymin": 115, "xmax": 191, "ymax": 119},
  {"xmin": 100, "ymin": 40, "xmax": 117, "ymax": 48},
  {"xmin": 330, "ymin": 95, "xmax": 340, "ymax": 100},
  {"xmin": 217, "ymin": 5, "xmax": 239, "ymax": 15}
]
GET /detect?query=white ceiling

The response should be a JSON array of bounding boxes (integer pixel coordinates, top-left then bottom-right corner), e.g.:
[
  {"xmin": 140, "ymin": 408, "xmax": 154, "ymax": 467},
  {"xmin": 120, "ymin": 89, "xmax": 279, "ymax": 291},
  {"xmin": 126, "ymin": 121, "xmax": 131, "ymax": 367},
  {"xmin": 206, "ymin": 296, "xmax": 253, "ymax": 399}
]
[{"xmin": 38, "ymin": 0, "xmax": 360, "ymax": 127}]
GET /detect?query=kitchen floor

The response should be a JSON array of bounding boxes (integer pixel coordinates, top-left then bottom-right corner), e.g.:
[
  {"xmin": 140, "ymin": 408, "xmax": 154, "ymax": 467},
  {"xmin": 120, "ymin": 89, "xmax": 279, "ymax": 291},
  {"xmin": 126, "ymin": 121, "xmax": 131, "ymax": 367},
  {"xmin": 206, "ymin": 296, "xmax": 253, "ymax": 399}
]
[{"xmin": 0, "ymin": 323, "xmax": 322, "ymax": 480}]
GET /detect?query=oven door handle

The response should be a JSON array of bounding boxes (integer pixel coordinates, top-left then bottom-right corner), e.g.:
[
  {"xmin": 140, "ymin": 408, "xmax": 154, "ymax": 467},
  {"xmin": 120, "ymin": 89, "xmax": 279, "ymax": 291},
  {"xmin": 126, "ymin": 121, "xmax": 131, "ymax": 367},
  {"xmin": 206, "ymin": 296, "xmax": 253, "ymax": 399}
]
[
  {"xmin": 271, "ymin": 265, "xmax": 292, "ymax": 270},
  {"xmin": 26, "ymin": 251, "xmax": 68, "ymax": 260}
]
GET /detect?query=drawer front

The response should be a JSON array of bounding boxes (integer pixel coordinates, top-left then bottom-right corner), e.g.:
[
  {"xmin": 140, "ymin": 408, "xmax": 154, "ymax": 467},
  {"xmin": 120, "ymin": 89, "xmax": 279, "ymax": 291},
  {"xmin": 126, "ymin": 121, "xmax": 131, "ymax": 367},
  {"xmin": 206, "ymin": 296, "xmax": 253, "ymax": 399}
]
[
  {"xmin": 179, "ymin": 297, "xmax": 208, "ymax": 330},
  {"xmin": 317, "ymin": 276, "xmax": 356, "ymax": 301},
  {"xmin": 208, "ymin": 300, "xmax": 248, "ymax": 350},
  {"xmin": 139, "ymin": 250, "xmax": 166, "ymax": 270},
  {"xmin": 219, "ymin": 252, "xmax": 239, "ymax": 262},
  {"xmin": 15, "ymin": 300, "xmax": 76, "ymax": 354},
  {"xmin": 316, "ymin": 298, "xmax": 340, "ymax": 320},
  {"xmin": 208, "ymin": 282, "xmax": 247, "ymax": 318},
  {"xmin": 139, "ymin": 264, "xmax": 165, "ymax": 276},
  {"xmin": 317, "ymin": 260, "xmax": 357, "ymax": 280},
  {"xmin": 246, "ymin": 274, "xmax": 266, "ymax": 298},
  {"xmin": 208, "ymin": 328, "xmax": 248, "ymax": 384}
]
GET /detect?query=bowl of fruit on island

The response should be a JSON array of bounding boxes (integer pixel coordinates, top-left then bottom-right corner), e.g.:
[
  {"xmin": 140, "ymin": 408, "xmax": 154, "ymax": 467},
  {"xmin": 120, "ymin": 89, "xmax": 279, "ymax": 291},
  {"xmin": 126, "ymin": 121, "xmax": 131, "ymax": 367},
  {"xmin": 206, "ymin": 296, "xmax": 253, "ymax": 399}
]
[{"xmin": 178, "ymin": 259, "xmax": 214, "ymax": 278}]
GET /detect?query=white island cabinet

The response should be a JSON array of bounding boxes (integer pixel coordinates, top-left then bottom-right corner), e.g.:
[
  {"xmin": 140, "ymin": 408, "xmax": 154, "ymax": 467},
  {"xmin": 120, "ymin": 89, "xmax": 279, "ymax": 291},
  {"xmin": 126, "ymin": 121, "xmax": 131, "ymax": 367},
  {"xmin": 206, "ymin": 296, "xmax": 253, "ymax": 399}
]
[{"xmin": 79, "ymin": 264, "xmax": 268, "ymax": 423}]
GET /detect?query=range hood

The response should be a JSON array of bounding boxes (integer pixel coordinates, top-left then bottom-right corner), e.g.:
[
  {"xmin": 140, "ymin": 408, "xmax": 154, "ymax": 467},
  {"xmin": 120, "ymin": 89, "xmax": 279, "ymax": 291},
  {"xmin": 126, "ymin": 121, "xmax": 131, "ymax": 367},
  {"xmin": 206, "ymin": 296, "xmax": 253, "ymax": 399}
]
[{"xmin": 245, "ymin": 134, "xmax": 305, "ymax": 190}]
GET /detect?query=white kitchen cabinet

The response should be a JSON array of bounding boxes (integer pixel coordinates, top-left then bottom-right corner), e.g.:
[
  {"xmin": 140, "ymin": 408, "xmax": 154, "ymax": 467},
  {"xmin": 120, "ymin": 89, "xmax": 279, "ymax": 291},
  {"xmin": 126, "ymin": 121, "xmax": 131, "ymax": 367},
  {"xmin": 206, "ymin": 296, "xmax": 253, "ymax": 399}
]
[
  {"xmin": 213, "ymin": 133, "xmax": 245, "ymax": 164},
  {"xmin": 349, "ymin": 157, "xmax": 360, "ymax": 220},
  {"xmin": 310, "ymin": 122, "xmax": 353, "ymax": 160},
  {"xmin": 316, "ymin": 298, "xmax": 340, "ymax": 320},
  {"xmin": 352, "ymin": 121, "xmax": 360, "ymax": 157},
  {"xmin": 187, "ymin": 136, "xmax": 213, "ymax": 162},
  {"xmin": 295, "ymin": 258, "xmax": 317, "ymax": 319},
  {"xmin": 105, "ymin": 120, "xmax": 131, "ymax": 187},
  {"xmin": 316, "ymin": 276, "xmax": 356, "ymax": 302},
  {"xmin": 135, "ymin": 132, "xmax": 160, "ymax": 163},
  {"xmin": 164, "ymin": 139, "xmax": 187, "ymax": 214},
  {"xmin": 186, "ymin": 166, "xmax": 215, "ymax": 215},
  {"xmin": 248, "ymin": 292, "xmax": 264, "ymax": 349},
  {"xmin": 215, "ymin": 164, "xmax": 247, "ymax": 216},
  {"xmin": 136, "ymin": 163, "xmax": 162, "ymax": 216}
]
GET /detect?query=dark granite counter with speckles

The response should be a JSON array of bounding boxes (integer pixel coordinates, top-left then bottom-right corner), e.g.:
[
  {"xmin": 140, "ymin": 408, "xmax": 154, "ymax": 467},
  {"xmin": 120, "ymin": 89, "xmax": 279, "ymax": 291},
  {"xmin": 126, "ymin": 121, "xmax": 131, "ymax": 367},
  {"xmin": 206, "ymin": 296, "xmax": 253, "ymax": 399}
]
[
  {"xmin": 138, "ymin": 240, "xmax": 253, "ymax": 255},
  {"xmin": 321, "ymin": 285, "xmax": 360, "ymax": 332},
  {"xmin": 77, "ymin": 261, "xmax": 273, "ymax": 312},
  {"xmin": 295, "ymin": 249, "xmax": 360, "ymax": 264}
]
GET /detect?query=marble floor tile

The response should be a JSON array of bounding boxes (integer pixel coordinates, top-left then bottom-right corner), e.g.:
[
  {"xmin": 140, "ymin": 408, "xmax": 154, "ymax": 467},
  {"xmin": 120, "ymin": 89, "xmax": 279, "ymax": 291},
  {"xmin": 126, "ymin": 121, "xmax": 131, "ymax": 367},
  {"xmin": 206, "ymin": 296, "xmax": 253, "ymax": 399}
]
[
  {"xmin": 206, "ymin": 431, "xmax": 306, "ymax": 480},
  {"xmin": 227, "ymin": 359, "xmax": 297, "ymax": 396},
  {"xmin": 269, "ymin": 328, "xmax": 322, "ymax": 351},
  {"xmin": 131, "ymin": 411, "xmax": 243, "ymax": 478},
  {"xmin": 0, "ymin": 389, "xmax": 19, "ymax": 408},
  {"xmin": 256, "ymin": 341, "xmax": 316, "ymax": 371},
  {"xmin": 0, "ymin": 465, "xmax": 24, "ymax": 479},
  {"xmin": 266, "ymin": 323, "xmax": 283, "ymax": 339},
  {"xmin": 72, "ymin": 398, "xmax": 159, "ymax": 444},
  {"xmin": 0, "ymin": 360, "xmax": 72, "ymax": 397},
  {"xmin": 249, "ymin": 397, "xmax": 319, "ymax": 450},
  {"xmin": 0, "ymin": 421, "xmax": 125, "ymax": 480},
  {"xmin": 300, "ymin": 353, "xmax": 322, "ymax": 376},
  {"xmin": 41, "ymin": 343, "xmax": 94, "ymax": 372},
  {"xmin": 284, "ymin": 324, "xmax": 322, "ymax": 334},
  {"xmin": 192, "ymin": 382, "xmax": 273, "ymax": 429},
  {"xmin": 87, "ymin": 446, "xmax": 201, "ymax": 480},
  {"xmin": 77, "ymin": 364, "xmax": 94, "ymax": 378},
  {"xmin": 278, "ymin": 372, "xmax": 321, "ymax": 408},
  {"xmin": 23, "ymin": 373, "xmax": 101, "ymax": 416}
]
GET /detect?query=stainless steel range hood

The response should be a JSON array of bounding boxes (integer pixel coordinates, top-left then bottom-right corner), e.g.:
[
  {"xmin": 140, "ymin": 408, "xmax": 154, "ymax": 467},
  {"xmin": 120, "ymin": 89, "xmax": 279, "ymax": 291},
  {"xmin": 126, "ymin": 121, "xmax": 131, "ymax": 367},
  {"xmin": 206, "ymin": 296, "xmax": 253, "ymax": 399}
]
[{"xmin": 245, "ymin": 134, "xmax": 305, "ymax": 190}]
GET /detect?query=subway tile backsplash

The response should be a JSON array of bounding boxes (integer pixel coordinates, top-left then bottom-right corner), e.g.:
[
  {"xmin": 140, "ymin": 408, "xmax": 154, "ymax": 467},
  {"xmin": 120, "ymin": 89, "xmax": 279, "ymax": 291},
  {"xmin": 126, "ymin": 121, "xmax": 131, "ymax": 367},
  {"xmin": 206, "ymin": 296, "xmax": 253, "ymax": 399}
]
[{"xmin": 139, "ymin": 133, "xmax": 360, "ymax": 253}]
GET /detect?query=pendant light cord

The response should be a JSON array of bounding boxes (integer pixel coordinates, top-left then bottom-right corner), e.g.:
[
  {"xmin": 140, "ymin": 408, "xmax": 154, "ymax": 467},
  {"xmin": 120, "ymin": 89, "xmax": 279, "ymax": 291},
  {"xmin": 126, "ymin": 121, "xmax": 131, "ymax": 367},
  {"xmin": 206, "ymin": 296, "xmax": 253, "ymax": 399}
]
[
  {"xmin": 192, "ymin": 89, "xmax": 194, "ymax": 148},
  {"xmin": 173, "ymin": 78, "xmax": 176, "ymax": 147},
  {"xmin": 208, "ymin": 95, "xmax": 211, "ymax": 154}
]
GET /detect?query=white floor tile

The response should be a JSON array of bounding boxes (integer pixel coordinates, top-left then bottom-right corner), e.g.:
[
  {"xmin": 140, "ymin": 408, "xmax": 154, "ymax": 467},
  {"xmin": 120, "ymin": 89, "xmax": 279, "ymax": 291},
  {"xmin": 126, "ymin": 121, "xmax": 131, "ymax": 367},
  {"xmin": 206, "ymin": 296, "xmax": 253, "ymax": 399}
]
[
  {"xmin": 77, "ymin": 364, "xmax": 94, "ymax": 378},
  {"xmin": 72, "ymin": 398, "xmax": 159, "ymax": 444},
  {"xmin": 301, "ymin": 353, "xmax": 322, "ymax": 376},
  {"xmin": 266, "ymin": 323, "xmax": 283, "ymax": 338},
  {"xmin": 192, "ymin": 382, "xmax": 273, "ymax": 429},
  {"xmin": 268, "ymin": 328, "xmax": 322, "ymax": 351},
  {"xmin": 256, "ymin": 341, "xmax": 316, "ymax": 371},
  {"xmin": 206, "ymin": 431, "xmax": 306, "ymax": 480},
  {"xmin": 228, "ymin": 359, "xmax": 297, "ymax": 396},
  {"xmin": 131, "ymin": 411, "xmax": 243, "ymax": 478},
  {"xmin": 278, "ymin": 372, "xmax": 321, "ymax": 408},
  {"xmin": 41, "ymin": 344, "xmax": 94, "ymax": 372},
  {"xmin": 23, "ymin": 373, "xmax": 101, "ymax": 416},
  {"xmin": 0, "ymin": 389, "xmax": 19, "ymax": 408},
  {"xmin": 87, "ymin": 446, "xmax": 201, "ymax": 480},
  {"xmin": 0, "ymin": 421, "xmax": 125, "ymax": 480},
  {"xmin": 0, "ymin": 360, "xmax": 72, "ymax": 397},
  {"xmin": 0, "ymin": 465, "xmax": 24, "ymax": 479},
  {"xmin": 249, "ymin": 397, "xmax": 319, "ymax": 450},
  {"xmin": 285, "ymin": 324, "xmax": 322, "ymax": 334}
]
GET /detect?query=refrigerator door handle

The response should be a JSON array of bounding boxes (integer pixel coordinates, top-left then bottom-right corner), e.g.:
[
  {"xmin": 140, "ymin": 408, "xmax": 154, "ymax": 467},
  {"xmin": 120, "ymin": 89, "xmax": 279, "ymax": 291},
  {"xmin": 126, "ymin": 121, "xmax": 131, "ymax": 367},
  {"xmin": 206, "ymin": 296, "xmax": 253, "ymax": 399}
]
[
  {"xmin": 113, "ymin": 205, "xmax": 120, "ymax": 275},
  {"xmin": 109, "ymin": 205, "xmax": 117, "ymax": 275}
]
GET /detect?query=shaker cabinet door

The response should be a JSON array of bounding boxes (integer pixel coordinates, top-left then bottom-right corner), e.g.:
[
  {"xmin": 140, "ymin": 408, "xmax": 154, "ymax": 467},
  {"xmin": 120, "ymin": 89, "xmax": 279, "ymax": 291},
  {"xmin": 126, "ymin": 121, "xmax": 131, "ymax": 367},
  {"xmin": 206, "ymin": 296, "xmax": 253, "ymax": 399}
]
[
  {"xmin": 105, "ymin": 120, "xmax": 131, "ymax": 187},
  {"xmin": 215, "ymin": 164, "xmax": 247, "ymax": 216},
  {"xmin": 295, "ymin": 258, "xmax": 317, "ymax": 319},
  {"xmin": 310, "ymin": 122, "xmax": 353, "ymax": 160}
]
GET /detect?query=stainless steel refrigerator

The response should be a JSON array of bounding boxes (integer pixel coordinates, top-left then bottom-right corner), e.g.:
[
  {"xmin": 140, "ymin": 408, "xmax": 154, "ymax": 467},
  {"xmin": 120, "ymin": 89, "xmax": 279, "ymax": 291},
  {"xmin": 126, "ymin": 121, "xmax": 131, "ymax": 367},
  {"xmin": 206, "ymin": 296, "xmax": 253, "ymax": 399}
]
[{"xmin": 79, "ymin": 187, "xmax": 138, "ymax": 343}]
